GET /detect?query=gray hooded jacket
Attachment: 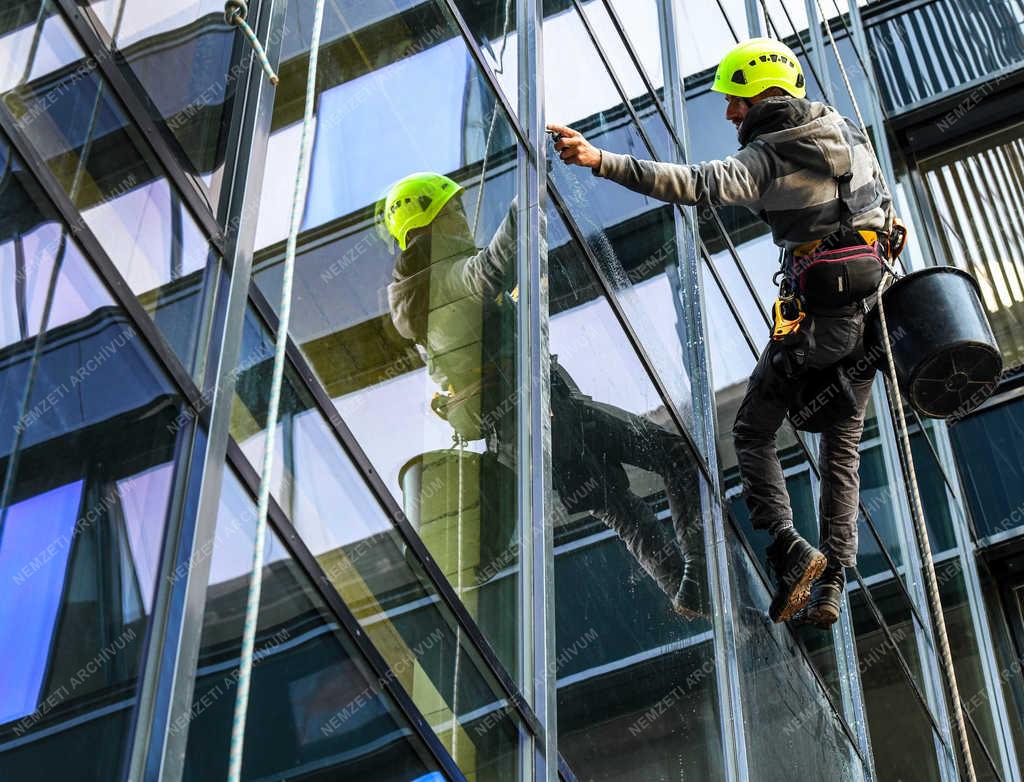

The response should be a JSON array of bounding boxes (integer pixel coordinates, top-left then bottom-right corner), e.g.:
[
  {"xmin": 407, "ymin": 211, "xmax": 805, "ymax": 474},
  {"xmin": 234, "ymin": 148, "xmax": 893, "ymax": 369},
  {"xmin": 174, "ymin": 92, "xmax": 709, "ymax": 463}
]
[{"xmin": 594, "ymin": 98, "xmax": 892, "ymax": 251}]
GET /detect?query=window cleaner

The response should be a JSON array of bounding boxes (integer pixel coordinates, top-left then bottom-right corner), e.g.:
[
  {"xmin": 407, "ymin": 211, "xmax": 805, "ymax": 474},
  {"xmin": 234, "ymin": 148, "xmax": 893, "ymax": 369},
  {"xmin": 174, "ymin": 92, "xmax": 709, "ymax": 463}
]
[{"xmin": 549, "ymin": 37, "xmax": 892, "ymax": 625}]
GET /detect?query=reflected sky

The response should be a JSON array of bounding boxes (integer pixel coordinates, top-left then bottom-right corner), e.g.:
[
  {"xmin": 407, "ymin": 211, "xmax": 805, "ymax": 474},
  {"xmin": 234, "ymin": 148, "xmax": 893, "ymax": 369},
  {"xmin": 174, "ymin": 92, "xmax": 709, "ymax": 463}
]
[{"xmin": 0, "ymin": 481, "xmax": 82, "ymax": 724}]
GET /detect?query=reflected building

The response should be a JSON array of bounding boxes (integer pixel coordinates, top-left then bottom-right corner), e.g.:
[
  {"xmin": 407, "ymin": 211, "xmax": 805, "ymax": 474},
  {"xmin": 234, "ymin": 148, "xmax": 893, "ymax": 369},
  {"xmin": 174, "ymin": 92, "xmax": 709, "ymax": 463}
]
[{"xmin": 1, "ymin": 1, "xmax": 1024, "ymax": 781}]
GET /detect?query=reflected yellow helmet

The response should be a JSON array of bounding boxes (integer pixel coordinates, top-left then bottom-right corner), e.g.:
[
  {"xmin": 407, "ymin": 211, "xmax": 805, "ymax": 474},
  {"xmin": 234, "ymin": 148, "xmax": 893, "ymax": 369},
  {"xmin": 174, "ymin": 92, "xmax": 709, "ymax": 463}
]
[
  {"xmin": 712, "ymin": 38, "xmax": 806, "ymax": 99},
  {"xmin": 380, "ymin": 172, "xmax": 464, "ymax": 250}
]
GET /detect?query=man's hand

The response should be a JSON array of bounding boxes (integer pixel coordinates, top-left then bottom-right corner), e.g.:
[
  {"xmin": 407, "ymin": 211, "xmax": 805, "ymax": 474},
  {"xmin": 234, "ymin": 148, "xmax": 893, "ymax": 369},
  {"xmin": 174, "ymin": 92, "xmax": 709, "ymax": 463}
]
[{"xmin": 547, "ymin": 124, "xmax": 602, "ymax": 169}]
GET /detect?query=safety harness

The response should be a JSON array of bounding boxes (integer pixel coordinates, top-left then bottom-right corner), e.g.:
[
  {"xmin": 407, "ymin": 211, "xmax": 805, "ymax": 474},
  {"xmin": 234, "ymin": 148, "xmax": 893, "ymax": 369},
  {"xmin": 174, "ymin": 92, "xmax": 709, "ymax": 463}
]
[{"xmin": 770, "ymin": 171, "xmax": 906, "ymax": 344}]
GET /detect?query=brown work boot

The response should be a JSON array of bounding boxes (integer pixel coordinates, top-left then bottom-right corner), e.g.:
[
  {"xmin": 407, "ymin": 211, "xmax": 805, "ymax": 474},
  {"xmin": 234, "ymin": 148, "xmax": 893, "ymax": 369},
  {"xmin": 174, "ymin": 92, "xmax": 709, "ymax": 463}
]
[
  {"xmin": 791, "ymin": 562, "xmax": 846, "ymax": 630},
  {"xmin": 766, "ymin": 528, "xmax": 827, "ymax": 623}
]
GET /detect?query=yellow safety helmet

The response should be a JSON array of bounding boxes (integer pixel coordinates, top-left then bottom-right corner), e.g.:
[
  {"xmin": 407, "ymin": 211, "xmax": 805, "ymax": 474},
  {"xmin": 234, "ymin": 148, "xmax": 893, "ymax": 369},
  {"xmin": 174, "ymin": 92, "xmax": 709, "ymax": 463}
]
[
  {"xmin": 379, "ymin": 172, "xmax": 464, "ymax": 250},
  {"xmin": 712, "ymin": 38, "xmax": 806, "ymax": 99}
]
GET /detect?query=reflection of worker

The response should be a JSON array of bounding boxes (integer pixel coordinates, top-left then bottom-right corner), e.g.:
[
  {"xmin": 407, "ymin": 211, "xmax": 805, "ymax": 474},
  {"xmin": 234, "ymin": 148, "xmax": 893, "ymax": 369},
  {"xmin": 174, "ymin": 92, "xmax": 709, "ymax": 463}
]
[
  {"xmin": 381, "ymin": 172, "xmax": 703, "ymax": 618},
  {"xmin": 551, "ymin": 38, "xmax": 892, "ymax": 627}
]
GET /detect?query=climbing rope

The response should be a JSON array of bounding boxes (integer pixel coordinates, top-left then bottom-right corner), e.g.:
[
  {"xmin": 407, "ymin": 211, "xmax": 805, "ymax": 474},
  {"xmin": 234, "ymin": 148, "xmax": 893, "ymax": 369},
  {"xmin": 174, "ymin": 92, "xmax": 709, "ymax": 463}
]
[
  {"xmin": 812, "ymin": 2, "xmax": 977, "ymax": 778},
  {"xmin": 452, "ymin": 433, "xmax": 465, "ymax": 761},
  {"xmin": 225, "ymin": 0, "xmax": 323, "ymax": 779},
  {"xmin": 225, "ymin": 0, "xmax": 279, "ymax": 85}
]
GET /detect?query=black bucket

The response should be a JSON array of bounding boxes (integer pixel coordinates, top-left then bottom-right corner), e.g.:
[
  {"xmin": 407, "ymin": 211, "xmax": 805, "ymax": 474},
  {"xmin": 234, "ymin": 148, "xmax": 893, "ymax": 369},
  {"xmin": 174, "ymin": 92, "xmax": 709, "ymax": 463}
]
[{"xmin": 865, "ymin": 266, "xmax": 1002, "ymax": 419}]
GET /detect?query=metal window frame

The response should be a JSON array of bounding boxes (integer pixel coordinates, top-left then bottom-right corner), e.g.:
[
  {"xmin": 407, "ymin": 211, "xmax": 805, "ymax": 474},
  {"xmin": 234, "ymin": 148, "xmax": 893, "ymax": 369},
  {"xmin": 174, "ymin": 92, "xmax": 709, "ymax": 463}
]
[
  {"xmin": 869, "ymin": 373, "xmax": 961, "ymax": 781},
  {"xmin": 122, "ymin": 0, "xmax": 287, "ymax": 776},
  {"xmin": 53, "ymin": 0, "xmax": 226, "ymax": 255},
  {"xmin": 515, "ymin": 0, "xmax": 558, "ymax": 780},
  {"xmin": 650, "ymin": 1, "xmax": 751, "ymax": 778}
]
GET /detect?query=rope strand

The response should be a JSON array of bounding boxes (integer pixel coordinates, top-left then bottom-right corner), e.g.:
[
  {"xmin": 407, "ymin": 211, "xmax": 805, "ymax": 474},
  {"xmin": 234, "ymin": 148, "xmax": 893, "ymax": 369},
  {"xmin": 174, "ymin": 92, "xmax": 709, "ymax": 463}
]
[
  {"xmin": 225, "ymin": 0, "xmax": 324, "ymax": 778},
  {"xmin": 225, "ymin": 0, "xmax": 279, "ymax": 85}
]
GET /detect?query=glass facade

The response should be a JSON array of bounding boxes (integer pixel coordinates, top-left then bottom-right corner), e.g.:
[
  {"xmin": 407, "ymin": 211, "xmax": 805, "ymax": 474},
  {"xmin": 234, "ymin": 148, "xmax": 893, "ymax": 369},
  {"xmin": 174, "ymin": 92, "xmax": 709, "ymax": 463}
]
[{"xmin": 2, "ymin": 0, "xmax": 1024, "ymax": 780}]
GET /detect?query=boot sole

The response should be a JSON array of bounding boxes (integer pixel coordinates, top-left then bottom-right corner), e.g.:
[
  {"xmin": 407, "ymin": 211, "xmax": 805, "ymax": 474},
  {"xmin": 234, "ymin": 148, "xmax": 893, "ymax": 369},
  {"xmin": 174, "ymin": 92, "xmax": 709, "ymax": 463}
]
[
  {"xmin": 792, "ymin": 601, "xmax": 840, "ymax": 630},
  {"xmin": 806, "ymin": 601, "xmax": 840, "ymax": 627},
  {"xmin": 772, "ymin": 551, "xmax": 827, "ymax": 623}
]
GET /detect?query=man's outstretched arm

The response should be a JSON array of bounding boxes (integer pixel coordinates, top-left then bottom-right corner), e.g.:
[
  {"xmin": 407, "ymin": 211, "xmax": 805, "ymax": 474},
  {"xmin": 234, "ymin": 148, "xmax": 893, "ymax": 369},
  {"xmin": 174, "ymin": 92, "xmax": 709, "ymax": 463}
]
[{"xmin": 547, "ymin": 123, "xmax": 770, "ymax": 209}]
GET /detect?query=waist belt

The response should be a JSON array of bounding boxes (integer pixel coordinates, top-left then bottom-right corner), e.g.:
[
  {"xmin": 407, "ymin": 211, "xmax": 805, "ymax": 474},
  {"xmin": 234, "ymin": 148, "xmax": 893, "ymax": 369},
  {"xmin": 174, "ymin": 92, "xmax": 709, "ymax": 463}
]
[{"xmin": 794, "ymin": 230, "xmax": 878, "ymax": 258}]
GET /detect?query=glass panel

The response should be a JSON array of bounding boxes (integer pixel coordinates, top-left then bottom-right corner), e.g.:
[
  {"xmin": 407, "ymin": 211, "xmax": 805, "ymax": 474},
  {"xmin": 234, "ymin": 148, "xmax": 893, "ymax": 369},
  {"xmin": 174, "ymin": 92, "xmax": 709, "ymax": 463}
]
[
  {"xmin": 544, "ymin": 3, "xmax": 697, "ymax": 433},
  {"xmin": 181, "ymin": 467, "xmax": 451, "ymax": 782},
  {"xmin": 850, "ymin": 580, "xmax": 947, "ymax": 781},
  {"xmin": 84, "ymin": 0, "xmax": 242, "ymax": 200},
  {"xmin": 910, "ymin": 424, "xmax": 957, "ymax": 555},
  {"xmin": 545, "ymin": 195, "xmax": 724, "ymax": 780},
  {"xmin": 604, "ymin": 0, "xmax": 664, "ymax": 93},
  {"xmin": 950, "ymin": 398, "xmax": 1024, "ymax": 540},
  {"xmin": 249, "ymin": 1, "xmax": 523, "ymax": 677},
  {"xmin": 449, "ymin": 0, "xmax": 520, "ymax": 109},
  {"xmin": 921, "ymin": 122, "xmax": 1024, "ymax": 373},
  {"xmin": 936, "ymin": 565, "xmax": 1003, "ymax": 782},
  {"xmin": 228, "ymin": 305, "xmax": 522, "ymax": 780},
  {"xmin": 574, "ymin": 0, "xmax": 674, "ymax": 164},
  {"xmin": 864, "ymin": 0, "xmax": 1024, "ymax": 113},
  {"xmin": 0, "ymin": 0, "xmax": 215, "ymax": 376},
  {"xmin": 726, "ymin": 521, "xmax": 867, "ymax": 780},
  {"xmin": 979, "ymin": 559, "xmax": 1024, "ymax": 772},
  {"xmin": 856, "ymin": 443, "xmax": 905, "ymax": 578},
  {"xmin": 674, "ymin": 0, "xmax": 744, "ymax": 79},
  {"xmin": 0, "ymin": 136, "xmax": 182, "ymax": 779}
]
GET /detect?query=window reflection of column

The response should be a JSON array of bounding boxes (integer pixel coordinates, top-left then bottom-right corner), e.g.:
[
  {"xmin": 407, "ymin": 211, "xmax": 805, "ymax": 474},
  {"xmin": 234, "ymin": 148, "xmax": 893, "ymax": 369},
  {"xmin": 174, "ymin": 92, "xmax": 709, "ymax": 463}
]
[
  {"xmin": 14, "ymin": 234, "xmax": 28, "ymax": 340},
  {"xmin": 170, "ymin": 187, "xmax": 184, "ymax": 281}
]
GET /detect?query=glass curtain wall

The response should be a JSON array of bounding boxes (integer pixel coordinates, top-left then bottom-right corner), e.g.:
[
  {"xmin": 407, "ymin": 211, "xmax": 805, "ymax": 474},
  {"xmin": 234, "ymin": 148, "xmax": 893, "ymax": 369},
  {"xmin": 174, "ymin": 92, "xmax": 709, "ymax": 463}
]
[
  {"xmin": 247, "ymin": 0, "xmax": 525, "ymax": 680},
  {"xmin": 542, "ymin": 1, "xmax": 866, "ymax": 779},
  {"xmin": 194, "ymin": 302, "xmax": 527, "ymax": 780},
  {"xmin": 179, "ymin": 466, "xmax": 459, "ymax": 782},
  {"xmin": 0, "ymin": 0, "xmax": 220, "ymax": 379},
  {"xmin": 677, "ymin": 1, "xmax": 986, "ymax": 779},
  {"xmin": 0, "ymin": 131, "xmax": 185, "ymax": 780}
]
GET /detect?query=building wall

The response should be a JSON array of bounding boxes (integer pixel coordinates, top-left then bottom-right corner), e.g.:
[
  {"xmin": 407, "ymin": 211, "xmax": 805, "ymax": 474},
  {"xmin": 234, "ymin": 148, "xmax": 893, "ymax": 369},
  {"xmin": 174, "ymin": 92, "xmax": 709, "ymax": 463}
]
[{"xmin": 0, "ymin": 1, "xmax": 1021, "ymax": 781}]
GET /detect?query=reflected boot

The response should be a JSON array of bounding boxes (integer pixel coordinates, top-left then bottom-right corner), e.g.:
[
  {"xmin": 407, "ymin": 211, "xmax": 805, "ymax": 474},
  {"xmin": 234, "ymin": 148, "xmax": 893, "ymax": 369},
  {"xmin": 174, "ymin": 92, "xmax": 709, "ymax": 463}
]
[
  {"xmin": 670, "ymin": 498, "xmax": 705, "ymax": 621},
  {"xmin": 766, "ymin": 527, "xmax": 827, "ymax": 623},
  {"xmin": 792, "ymin": 562, "xmax": 846, "ymax": 630},
  {"xmin": 597, "ymin": 490, "xmax": 699, "ymax": 619},
  {"xmin": 673, "ymin": 548, "xmax": 705, "ymax": 621}
]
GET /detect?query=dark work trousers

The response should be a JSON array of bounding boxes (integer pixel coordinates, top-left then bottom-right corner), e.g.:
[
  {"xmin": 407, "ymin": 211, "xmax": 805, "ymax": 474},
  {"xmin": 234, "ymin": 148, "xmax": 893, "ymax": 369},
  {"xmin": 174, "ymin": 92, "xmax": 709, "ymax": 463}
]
[
  {"xmin": 550, "ymin": 363, "xmax": 702, "ymax": 600},
  {"xmin": 732, "ymin": 303, "xmax": 876, "ymax": 568}
]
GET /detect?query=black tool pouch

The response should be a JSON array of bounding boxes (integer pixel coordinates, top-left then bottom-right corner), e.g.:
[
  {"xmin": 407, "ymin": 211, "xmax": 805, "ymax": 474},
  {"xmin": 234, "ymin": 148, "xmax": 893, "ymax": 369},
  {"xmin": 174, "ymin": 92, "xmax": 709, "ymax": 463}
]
[{"xmin": 792, "ymin": 173, "xmax": 883, "ymax": 310}]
